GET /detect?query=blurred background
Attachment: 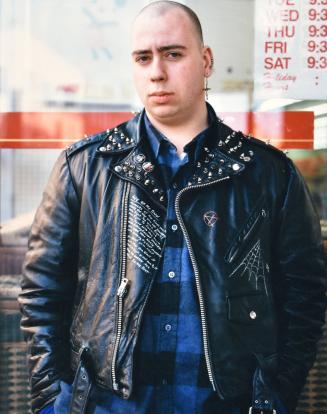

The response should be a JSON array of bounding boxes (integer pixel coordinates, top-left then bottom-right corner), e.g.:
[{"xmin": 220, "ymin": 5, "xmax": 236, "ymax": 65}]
[{"xmin": 0, "ymin": 0, "xmax": 326, "ymax": 412}]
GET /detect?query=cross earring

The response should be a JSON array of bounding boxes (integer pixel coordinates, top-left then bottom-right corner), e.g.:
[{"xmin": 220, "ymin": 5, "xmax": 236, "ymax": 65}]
[{"xmin": 204, "ymin": 77, "xmax": 211, "ymax": 101}]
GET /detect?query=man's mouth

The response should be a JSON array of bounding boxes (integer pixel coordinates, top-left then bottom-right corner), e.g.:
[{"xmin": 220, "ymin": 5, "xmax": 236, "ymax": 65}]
[{"xmin": 148, "ymin": 92, "xmax": 174, "ymax": 103}]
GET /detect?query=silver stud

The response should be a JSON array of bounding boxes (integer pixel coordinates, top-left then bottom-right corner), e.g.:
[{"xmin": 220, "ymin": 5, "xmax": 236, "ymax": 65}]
[
  {"xmin": 106, "ymin": 145, "xmax": 112, "ymax": 150},
  {"xmin": 266, "ymin": 264, "xmax": 270, "ymax": 272},
  {"xmin": 84, "ymin": 134, "xmax": 88, "ymax": 138},
  {"xmin": 204, "ymin": 147, "xmax": 210, "ymax": 153},
  {"xmin": 220, "ymin": 159, "xmax": 225, "ymax": 164},
  {"xmin": 218, "ymin": 140, "xmax": 223, "ymax": 147},
  {"xmin": 197, "ymin": 177, "xmax": 202, "ymax": 183},
  {"xmin": 128, "ymin": 171, "xmax": 134, "ymax": 177},
  {"xmin": 265, "ymin": 400, "xmax": 269, "ymax": 404},
  {"xmin": 249, "ymin": 150, "xmax": 254, "ymax": 156},
  {"xmin": 160, "ymin": 196, "xmax": 164, "ymax": 202},
  {"xmin": 250, "ymin": 311, "xmax": 257, "ymax": 320},
  {"xmin": 188, "ymin": 182, "xmax": 192, "ymax": 186},
  {"xmin": 126, "ymin": 138, "xmax": 130, "ymax": 143},
  {"xmin": 261, "ymin": 209, "xmax": 266, "ymax": 217},
  {"xmin": 106, "ymin": 129, "xmax": 110, "ymax": 133},
  {"xmin": 208, "ymin": 172, "xmax": 213, "ymax": 178},
  {"xmin": 265, "ymin": 139, "xmax": 270, "ymax": 145},
  {"xmin": 218, "ymin": 168, "xmax": 223, "ymax": 175},
  {"xmin": 99, "ymin": 146, "xmax": 106, "ymax": 152},
  {"xmin": 118, "ymin": 143, "xmax": 121, "ymax": 148},
  {"xmin": 232, "ymin": 163, "xmax": 241, "ymax": 171},
  {"xmin": 109, "ymin": 135, "xmax": 113, "ymax": 141},
  {"xmin": 203, "ymin": 168, "xmax": 208, "ymax": 174},
  {"xmin": 197, "ymin": 162, "xmax": 201, "ymax": 168},
  {"xmin": 135, "ymin": 173, "xmax": 141, "ymax": 181},
  {"xmin": 153, "ymin": 188, "xmax": 159, "ymax": 194},
  {"xmin": 243, "ymin": 156, "xmax": 251, "ymax": 162},
  {"xmin": 145, "ymin": 179, "xmax": 150, "ymax": 186},
  {"xmin": 283, "ymin": 149, "xmax": 289, "ymax": 155},
  {"xmin": 231, "ymin": 131, "xmax": 236, "ymax": 137},
  {"xmin": 135, "ymin": 154, "xmax": 146, "ymax": 163},
  {"xmin": 114, "ymin": 127, "xmax": 118, "ymax": 132}
]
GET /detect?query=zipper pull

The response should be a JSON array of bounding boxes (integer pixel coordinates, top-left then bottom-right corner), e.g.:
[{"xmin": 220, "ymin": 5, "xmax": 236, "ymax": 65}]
[{"xmin": 117, "ymin": 278, "xmax": 129, "ymax": 298}]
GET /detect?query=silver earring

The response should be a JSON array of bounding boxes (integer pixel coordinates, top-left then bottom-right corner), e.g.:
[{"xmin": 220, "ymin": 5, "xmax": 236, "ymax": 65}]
[{"xmin": 204, "ymin": 77, "xmax": 211, "ymax": 100}]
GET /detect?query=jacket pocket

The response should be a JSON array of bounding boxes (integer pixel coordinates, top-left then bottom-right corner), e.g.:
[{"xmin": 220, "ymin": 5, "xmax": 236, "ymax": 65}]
[
  {"xmin": 226, "ymin": 292, "xmax": 277, "ymax": 353},
  {"xmin": 227, "ymin": 292, "xmax": 271, "ymax": 324},
  {"xmin": 225, "ymin": 196, "xmax": 268, "ymax": 264}
]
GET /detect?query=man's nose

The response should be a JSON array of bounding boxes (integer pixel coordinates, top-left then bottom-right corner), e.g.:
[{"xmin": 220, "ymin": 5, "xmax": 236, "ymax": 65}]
[{"xmin": 150, "ymin": 58, "xmax": 166, "ymax": 82}]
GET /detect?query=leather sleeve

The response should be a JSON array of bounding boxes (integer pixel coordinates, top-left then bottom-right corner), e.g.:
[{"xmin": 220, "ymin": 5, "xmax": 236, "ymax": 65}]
[
  {"xmin": 273, "ymin": 159, "xmax": 327, "ymax": 413},
  {"xmin": 19, "ymin": 150, "xmax": 79, "ymax": 413}
]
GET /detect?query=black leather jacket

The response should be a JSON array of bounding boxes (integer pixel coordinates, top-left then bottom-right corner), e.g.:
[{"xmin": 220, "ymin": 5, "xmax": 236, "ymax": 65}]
[{"xmin": 19, "ymin": 109, "xmax": 326, "ymax": 414}]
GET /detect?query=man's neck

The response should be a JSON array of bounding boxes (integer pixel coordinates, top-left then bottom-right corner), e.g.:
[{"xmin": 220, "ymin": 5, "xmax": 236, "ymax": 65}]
[{"xmin": 145, "ymin": 105, "xmax": 209, "ymax": 155}]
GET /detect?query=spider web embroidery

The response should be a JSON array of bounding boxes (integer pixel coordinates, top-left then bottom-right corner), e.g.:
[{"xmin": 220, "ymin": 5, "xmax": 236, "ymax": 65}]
[{"xmin": 229, "ymin": 239, "xmax": 268, "ymax": 294}]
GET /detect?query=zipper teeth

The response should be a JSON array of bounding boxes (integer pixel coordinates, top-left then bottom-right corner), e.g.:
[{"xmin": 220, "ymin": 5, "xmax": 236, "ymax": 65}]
[
  {"xmin": 174, "ymin": 176, "xmax": 230, "ymax": 393},
  {"xmin": 111, "ymin": 183, "xmax": 130, "ymax": 391}
]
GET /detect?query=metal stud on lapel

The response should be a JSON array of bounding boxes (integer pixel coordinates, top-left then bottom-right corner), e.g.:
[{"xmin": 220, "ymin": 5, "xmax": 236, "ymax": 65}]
[{"xmin": 135, "ymin": 154, "xmax": 146, "ymax": 163}]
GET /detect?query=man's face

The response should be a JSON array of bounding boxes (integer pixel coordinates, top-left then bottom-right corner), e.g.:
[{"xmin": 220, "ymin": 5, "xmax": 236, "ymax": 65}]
[{"xmin": 131, "ymin": 8, "xmax": 212, "ymax": 126}]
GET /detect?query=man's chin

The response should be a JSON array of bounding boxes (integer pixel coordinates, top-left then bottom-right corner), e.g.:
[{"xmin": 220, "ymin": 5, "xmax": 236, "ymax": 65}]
[{"xmin": 146, "ymin": 106, "xmax": 179, "ymax": 122}]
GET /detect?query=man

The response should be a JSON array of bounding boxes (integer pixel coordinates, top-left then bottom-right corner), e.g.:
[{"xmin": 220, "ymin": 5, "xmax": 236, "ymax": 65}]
[{"xmin": 19, "ymin": 2, "xmax": 326, "ymax": 414}]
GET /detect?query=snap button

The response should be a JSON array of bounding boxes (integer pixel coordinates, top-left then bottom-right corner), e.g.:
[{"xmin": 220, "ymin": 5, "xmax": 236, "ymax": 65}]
[
  {"xmin": 250, "ymin": 311, "xmax": 257, "ymax": 320},
  {"xmin": 171, "ymin": 224, "xmax": 178, "ymax": 231},
  {"xmin": 232, "ymin": 163, "xmax": 241, "ymax": 171}
]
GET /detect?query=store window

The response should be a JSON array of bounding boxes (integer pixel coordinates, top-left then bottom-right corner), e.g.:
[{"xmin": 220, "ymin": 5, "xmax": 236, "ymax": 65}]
[{"xmin": 0, "ymin": 1, "xmax": 326, "ymax": 412}]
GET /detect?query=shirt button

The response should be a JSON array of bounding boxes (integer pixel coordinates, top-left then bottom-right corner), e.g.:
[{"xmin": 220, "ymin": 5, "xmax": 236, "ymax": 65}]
[
  {"xmin": 168, "ymin": 271, "xmax": 175, "ymax": 279},
  {"xmin": 171, "ymin": 224, "xmax": 178, "ymax": 231},
  {"xmin": 165, "ymin": 324, "xmax": 172, "ymax": 332}
]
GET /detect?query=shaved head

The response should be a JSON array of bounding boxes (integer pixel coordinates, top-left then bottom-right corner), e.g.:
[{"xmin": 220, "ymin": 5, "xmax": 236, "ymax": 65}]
[{"xmin": 134, "ymin": 1, "xmax": 204, "ymax": 46}]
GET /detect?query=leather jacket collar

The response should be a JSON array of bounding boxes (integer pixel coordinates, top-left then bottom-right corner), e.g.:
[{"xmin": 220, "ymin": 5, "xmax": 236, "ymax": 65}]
[{"xmin": 96, "ymin": 106, "xmax": 255, "ymax": 210}]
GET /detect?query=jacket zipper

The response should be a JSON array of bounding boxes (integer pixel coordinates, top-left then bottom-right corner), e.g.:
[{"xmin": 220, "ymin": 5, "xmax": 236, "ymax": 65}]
[
  {"xmin": 226, "ymin": 207, "xmax": 267, "ymax": 264},
  {"xmin": 112, "ymin": 183, "xmax": 130, "ymax": 392},
  {"xmin": 175, "ymin": 176, "xmax": 230, "ymax": 396}
]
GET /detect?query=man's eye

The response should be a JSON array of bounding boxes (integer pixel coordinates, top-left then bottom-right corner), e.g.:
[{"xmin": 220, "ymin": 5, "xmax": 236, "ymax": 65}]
[
  {"xmin": 167, "ymin": 52, "xmax": 182, "ymax": 59},
  {"xmin": 136, "ymin": 55, "xmax": 150, "ymax": 63}
]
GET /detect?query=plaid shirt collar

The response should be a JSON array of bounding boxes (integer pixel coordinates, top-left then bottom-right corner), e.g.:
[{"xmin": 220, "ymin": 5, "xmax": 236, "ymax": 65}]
[{"xmin": 143, "ymin": 103, "xmax": 218, "ymax": 164}]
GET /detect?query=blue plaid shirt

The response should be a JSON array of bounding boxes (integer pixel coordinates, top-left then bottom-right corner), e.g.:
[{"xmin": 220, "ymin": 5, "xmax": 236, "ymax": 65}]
[{"xmin": 41, "ymin": 113, "xmax": 287, "ymax": 414}]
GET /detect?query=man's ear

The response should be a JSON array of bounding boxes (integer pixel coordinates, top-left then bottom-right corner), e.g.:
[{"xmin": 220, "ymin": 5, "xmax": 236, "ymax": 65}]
[{"xmin": 203, "ymin": 46, "xmax": 214, "ymax": 77}]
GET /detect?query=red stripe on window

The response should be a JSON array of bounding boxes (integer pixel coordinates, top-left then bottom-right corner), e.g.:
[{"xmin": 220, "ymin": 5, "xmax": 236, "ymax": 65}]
[{"xmin": 0, "ymin": 111, "xmax": 314, "ymax": 149}]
